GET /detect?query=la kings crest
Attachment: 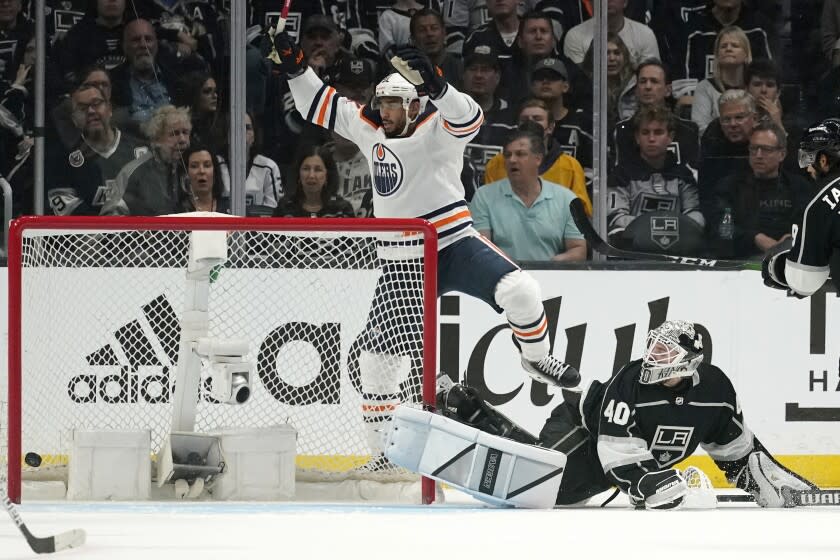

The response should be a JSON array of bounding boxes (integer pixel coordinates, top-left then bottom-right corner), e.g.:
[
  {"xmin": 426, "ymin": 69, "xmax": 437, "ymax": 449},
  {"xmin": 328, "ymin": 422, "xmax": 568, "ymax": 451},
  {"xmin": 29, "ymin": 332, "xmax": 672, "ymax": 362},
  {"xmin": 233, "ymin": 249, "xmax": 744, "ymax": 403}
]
[
  {"xmin": 651, "ymin": 425, "xmax": 694, "ymax": 466},
  {"xmin": 650, "ymin": 215, "xmax": 680, "ymax": 250}
]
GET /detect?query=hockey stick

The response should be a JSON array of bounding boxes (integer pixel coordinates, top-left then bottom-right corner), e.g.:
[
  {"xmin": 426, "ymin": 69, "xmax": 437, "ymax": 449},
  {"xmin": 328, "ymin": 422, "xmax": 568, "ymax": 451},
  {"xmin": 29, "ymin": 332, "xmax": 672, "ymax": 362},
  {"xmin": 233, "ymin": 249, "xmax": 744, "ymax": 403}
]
[
  {"xmin": 716, "ymin": 488, "xmax": 840, "ymax": 507},
  {"xmin": 2, "ymin": 491, "xmax": 86, "ymax": 554},
  {"xmin": 275, "ymin": 0, "xmax": 292, "ymax": 33},
  {"xmin": 568, "ymin": 198, "xmax": 760, "ymax": 271}
]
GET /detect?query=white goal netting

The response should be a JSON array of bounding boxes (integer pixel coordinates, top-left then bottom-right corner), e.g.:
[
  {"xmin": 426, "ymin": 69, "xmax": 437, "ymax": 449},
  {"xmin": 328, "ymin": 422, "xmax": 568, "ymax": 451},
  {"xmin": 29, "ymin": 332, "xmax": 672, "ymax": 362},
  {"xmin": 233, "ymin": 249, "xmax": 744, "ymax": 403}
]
[{"xmin": 1, "ymin": 217, "xmax": 436, "ymax": 502}]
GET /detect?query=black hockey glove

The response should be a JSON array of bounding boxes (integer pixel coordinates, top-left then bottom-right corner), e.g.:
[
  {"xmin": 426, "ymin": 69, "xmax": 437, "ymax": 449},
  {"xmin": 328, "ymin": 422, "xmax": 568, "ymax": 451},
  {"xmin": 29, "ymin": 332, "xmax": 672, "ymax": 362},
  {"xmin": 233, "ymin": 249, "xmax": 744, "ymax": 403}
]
[
  {"xmin": 267, "ymin": 28, "xmax": 307, "ymax": 77},
  {"xmin": 761, "ymin": 238, "xmax": 806, "ymax": 297},
  {"xmin": 635, "ymin": 469, "xmax": 687, "ymax": 510},
  {"xmin": 393, "ymin": 46, "xmax": 447, "ymax": 99}
]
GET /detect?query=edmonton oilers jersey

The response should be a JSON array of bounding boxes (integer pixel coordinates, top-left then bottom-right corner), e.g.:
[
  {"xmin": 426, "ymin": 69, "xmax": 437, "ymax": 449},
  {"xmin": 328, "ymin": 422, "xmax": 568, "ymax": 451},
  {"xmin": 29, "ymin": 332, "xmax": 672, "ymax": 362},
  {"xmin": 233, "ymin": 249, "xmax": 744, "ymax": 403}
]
[{"xmin": 288, "ymin": 67, "xmax": 483, "ymax": 250}]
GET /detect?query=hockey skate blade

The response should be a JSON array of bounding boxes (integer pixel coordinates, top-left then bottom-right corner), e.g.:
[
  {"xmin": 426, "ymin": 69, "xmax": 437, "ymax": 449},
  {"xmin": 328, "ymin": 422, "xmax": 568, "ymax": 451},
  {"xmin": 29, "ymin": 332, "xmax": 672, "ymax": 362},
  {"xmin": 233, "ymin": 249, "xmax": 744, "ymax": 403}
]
[
  {"xmin": 54, "ymin": 528, "xmax": 87, "ymax": 551},
  {"xmin": 389, "ymin": 56, "xmax": 424, "ymax": 86}
]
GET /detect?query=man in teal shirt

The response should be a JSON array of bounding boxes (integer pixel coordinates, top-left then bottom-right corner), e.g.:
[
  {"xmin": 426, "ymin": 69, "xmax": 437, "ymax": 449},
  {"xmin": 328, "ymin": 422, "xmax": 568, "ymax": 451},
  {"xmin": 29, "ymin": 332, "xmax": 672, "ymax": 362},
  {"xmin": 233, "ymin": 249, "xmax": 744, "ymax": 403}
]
[{"xmin": 470, "ymin": 123, "xmax": 587, "ymax": 261}]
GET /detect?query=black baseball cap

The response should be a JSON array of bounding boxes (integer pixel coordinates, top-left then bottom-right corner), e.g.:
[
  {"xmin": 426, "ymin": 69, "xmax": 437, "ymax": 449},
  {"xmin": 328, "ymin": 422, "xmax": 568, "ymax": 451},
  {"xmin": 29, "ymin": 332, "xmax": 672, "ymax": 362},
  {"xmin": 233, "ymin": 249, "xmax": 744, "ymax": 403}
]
[
  {"xmin": 301, "ymin": 14, "xmax": 339, "ymax": 36},
  {"xmin": 464, "ymin": 44, "xmax": 500, "ymax": 70},
  {"xmin": 531, "ymin": 57, "xmax": 568, "ymax": 81},
  {"xmin": 327, "ymin": 57, "xmax": 374, "ymax": 88}
]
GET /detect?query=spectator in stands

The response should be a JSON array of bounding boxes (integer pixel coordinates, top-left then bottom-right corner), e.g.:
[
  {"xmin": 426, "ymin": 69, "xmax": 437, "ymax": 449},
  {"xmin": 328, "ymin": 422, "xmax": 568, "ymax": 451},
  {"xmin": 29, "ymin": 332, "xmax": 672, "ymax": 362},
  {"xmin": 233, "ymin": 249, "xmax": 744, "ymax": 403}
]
[
  {"xmin": 663, "ymin": 0, "xmax": 774, "ymax": 102},
  {"xmin": 583, "ymin": 32, "xmax": 636, "ymax": 127},
  {"xmin": 529, "ymin": 56, "xmax": 593, "ymax": 177},
  {"xmin": 110, "ymin": 18, "xmax": 206, "ymax": 130},
  {"xmin": 482, "ymin": 99, "xmax": 591, "ymax": 216},
  {"xmin": 264, "ymin": 14, "xmax": 346, "ymax": 166},
  {"xmin": 102, "ymin": 104, "xmax": 191, "ymax": 216},
  {"xmin": 697, "ymin": 89, "xmax": 758, "ymax": 220},
  {"xmin": 322, "ymin": 59, "xmax": 375, "ymax": 218},
  {"xmin": 614, "ymin": 59, "xmax": 700, "ymax": 172},
  {"xmin": 470, "ymin": 124, "xmax": 587, "ymax": 262},
  {"xmin": 563, "ymin": 0, "xmax": 659, "ymax": 67},
  {"xmin": 745, "ymin": 58, "xmax": 782, "ymax": 129},
  {"xmin": 691, "ymin": 26, "xmax": 752, "ymax": 134},
  {"xmin": 1, "ymin": 34, "xmax": 35, "ymax": 216},
  {"xmin": 181, "ymin": 145, "xmax": 229, "ymax": 214},
  {"xmin": 56, "ymin": 0, "xmax": 128, "ymax": 92},
  {"xmin": 174, "ymin": 70, "xmax": 227, "ymax": 155},
  {"xmin": 44, "ymin": 83, "xmax": 146, "ymax": 215},
  {"xmin": 274, "ymin": 145, "xmax": 354, "ymax": 218},
  {"xmin": 608, "ymin": 105, "xmax": 705, "ymax": 252},
  {"xmin": 0, "ymin": 0, "xmax": 33, "ymax": 85},
  {"xmin": 462, "ymin": 44, "xmax": 508, "ymax": 119},
  {"xmin": 462, "ymin": 0, "xmax": 522, "ymax": 102},
  {"xmin": 133, "ymin": 0, "xmax": 225, "ymax": 78},
  {"xmin": 706, "ymin": 122, "xmax": 814, "ymax": 258},
  {"xmin": 410, "ymin": 9, "xmax": 463, "ymax": 90},
  {"xmin": 379, "ymin": 0, "xmax": 425, "ymax": 60},
  {"xmin": 221, "ymin": 112, "xmax": 283, "ymax": 215},
  {"xmin": 698, "ymin": 89, "xmax": 757, "ymax": 214}
]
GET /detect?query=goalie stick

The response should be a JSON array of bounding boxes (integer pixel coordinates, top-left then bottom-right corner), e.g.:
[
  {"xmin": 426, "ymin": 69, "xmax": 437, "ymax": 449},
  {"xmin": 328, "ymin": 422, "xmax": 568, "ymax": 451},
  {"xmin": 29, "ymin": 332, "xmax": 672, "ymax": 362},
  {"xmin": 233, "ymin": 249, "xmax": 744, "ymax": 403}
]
[
  {"xmin": 717, "ymin": 488, "xmax": 840, "ymax": 507},
  {"xmin": 568, "ymin": 198, "xmax": 759, "ymax": 271},
  {"xmin": 2, "ymin": 491, "xmax": 86, "ymax": 554}
]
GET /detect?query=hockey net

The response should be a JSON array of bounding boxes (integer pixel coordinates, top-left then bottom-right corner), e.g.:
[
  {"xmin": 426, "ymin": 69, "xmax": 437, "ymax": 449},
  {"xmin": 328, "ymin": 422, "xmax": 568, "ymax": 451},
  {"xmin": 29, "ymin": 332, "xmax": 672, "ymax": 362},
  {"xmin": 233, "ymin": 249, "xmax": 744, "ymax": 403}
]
[{"xmin": 1, "ymin": 215, "xmax": 437, "ymax": 503}]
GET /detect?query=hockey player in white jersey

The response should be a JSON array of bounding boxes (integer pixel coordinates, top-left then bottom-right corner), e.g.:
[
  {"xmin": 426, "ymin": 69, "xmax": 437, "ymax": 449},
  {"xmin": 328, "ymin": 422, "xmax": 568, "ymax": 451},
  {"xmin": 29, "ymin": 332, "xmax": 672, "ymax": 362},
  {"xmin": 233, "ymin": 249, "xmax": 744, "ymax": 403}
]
[{"xmin": 269, "ymin": 29, "xmax": 579, "ymax": 466}]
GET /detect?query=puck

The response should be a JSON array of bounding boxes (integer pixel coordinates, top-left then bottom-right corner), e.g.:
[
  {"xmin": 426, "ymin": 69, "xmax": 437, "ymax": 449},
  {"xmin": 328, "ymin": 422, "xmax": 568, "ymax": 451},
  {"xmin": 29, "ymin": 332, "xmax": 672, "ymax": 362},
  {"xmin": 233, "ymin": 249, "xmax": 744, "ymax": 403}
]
[{"xmin": 24, "ymin": 452, "xmax": 42, "ymax": 468}]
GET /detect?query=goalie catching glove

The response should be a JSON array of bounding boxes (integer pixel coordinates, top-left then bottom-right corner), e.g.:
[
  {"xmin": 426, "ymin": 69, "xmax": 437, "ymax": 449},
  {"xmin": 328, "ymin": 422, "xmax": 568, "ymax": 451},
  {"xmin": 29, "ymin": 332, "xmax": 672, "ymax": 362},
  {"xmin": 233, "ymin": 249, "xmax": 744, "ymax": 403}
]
[
  {"xmin": 391, "ymin": 47, "xmax": 447, "ymax": 99},
  {"xmin": 266, "ymin": 28, "xmax": 306, "ymax": 77},
  {"xmin": 735, "ymin": 451, "xmax": 817, "ymax": 507}
]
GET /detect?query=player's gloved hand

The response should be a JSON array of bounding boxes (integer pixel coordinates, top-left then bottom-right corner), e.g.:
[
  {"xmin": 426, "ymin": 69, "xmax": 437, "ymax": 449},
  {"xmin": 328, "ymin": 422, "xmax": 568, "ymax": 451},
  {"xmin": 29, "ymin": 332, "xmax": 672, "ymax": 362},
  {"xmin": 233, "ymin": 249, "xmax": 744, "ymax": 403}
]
[
  {"xmin": 266, "ymin": 28, "xmax": 307, "ymax": 77},
  {"xmin": 636, "ymin": 469, "xmax": 687, "ymax": 510},
  {"xmin": 393, "ymin": 46, "xmax": 447, "ymax": 99}
]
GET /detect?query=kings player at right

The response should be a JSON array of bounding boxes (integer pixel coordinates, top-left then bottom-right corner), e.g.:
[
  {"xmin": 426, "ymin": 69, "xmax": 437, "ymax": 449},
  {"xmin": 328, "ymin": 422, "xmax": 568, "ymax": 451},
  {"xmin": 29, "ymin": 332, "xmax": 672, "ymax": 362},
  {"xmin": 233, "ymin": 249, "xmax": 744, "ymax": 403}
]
[{"xmin": 268, "ymin": 29, "xmax": 580, "ymax": 466}]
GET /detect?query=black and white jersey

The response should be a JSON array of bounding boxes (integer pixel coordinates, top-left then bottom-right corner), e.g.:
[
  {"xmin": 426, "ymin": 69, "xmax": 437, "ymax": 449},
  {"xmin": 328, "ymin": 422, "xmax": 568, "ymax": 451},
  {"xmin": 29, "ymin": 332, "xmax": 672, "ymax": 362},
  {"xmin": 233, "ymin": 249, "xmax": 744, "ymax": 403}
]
[
  {"xmin": 786, "ymin": 172, "xmax": 840, "ymax": 294},
  {"xmin": 614, "ymin": 113, "xmax": 700, "ymax": 172},
  {"xmin": 45, "ymin": 130, "xmax": 147, "ymax": 216},
  {"xmin": 580, "ymin": 360, "xmax": 754, "ymax": 500},
  {"xmin": 334, "ymin": 149, "xmax": 374, "ymax": 217}
]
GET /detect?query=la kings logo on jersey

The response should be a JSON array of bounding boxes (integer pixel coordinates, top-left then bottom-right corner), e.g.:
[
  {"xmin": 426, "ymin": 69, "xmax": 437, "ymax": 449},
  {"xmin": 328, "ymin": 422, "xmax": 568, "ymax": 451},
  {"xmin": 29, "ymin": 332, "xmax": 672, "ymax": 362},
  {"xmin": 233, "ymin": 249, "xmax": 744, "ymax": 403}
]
[
  {"xmin": 651, "ymin": 425, "xmax": 694, "ymax": 466},
  {"xmin": 372, "ymin": 143, "xmax": 404, "ymax": 197}
]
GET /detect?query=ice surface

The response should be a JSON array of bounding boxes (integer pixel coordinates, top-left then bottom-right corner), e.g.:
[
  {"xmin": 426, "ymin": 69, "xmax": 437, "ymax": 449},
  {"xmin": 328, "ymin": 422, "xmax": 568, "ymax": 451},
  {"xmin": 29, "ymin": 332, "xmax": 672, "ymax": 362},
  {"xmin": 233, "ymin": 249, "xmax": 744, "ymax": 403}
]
[{"xmin": 1, "ymin": 490, "xmax": 838, "ymax": 560}]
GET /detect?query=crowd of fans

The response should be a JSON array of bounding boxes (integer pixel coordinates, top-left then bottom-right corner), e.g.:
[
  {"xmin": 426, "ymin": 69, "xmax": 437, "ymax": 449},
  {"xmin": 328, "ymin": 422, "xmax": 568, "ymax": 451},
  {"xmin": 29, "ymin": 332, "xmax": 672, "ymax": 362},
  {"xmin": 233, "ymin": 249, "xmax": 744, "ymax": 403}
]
[{"xmin": 0, "ymin": 0, "xmax": 834, "ymax": 263}]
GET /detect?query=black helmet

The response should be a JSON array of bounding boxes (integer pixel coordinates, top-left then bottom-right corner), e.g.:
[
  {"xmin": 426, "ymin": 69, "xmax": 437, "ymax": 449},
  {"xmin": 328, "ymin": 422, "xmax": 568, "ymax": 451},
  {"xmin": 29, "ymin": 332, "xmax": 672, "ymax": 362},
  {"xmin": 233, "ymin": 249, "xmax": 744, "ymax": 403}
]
[{"xmin": 798, "ymin": 118, "xmax": 840, "ymax": 169}]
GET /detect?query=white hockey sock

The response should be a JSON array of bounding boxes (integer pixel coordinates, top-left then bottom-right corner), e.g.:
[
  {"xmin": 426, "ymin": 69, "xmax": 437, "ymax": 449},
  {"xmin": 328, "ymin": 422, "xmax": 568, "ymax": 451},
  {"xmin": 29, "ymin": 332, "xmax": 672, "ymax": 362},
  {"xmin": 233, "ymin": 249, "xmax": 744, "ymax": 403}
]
[
  {"xmin": 359, "ymin": 351, "xmax": 409, "ymax": 455},
  {"xmin": 494, "ymin": 270, "xmax": 550, "ymax": 361}
]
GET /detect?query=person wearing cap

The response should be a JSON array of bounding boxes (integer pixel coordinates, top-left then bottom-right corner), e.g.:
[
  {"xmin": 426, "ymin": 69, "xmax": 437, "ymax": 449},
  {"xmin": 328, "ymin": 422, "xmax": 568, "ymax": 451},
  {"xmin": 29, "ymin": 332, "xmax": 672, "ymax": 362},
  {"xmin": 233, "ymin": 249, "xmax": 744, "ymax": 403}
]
[
  {"xmin": 470, "ymin": 121, "xmax": 587, "ymax": 262},
  {"xmin": 462, "ymin": 44, "xmax": 508, "ymax": 117},
  {"xmin": 324, "ymin": 57, "xmax": 377, "ymax": 217},
  {"xmin": 299, "ymin": 14, "xmax": 343, "ymax": 77},
  {"xmin": 410, "ymin": 9, "xmax": 463, "ymax": 90},
  {"xmin": 529, "ymin": 56, "xmax": 594, "ymax": 187},
  {"xmin": 482, "ymin": 98, "xmax": 592, "ymax": 216},
  {"xmin": 462, "ymin": 0, "xmax": 522, "ymax": 104}
]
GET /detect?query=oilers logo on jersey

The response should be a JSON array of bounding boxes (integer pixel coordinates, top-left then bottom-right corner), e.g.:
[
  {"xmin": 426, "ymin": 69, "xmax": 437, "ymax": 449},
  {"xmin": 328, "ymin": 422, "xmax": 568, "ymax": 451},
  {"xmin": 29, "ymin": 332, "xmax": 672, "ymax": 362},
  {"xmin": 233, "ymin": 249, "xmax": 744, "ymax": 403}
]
[{"xmin": 372, "ymin": 143, "xmax": 404, "ymax": 197}]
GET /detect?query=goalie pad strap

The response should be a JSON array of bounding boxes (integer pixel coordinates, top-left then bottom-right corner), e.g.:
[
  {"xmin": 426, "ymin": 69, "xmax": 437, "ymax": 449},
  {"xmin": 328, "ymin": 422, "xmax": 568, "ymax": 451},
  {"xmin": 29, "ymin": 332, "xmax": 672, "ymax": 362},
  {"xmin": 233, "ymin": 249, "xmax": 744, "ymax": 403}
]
[{"xmin": 385, "ymin": 406, "xmax": 566, "ymax": 508}]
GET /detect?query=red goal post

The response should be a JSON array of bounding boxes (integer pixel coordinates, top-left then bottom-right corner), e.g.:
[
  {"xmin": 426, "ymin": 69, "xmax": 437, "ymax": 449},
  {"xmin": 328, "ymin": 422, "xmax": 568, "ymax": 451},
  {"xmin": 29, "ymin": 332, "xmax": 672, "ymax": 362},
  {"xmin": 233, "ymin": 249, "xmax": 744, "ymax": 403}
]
[{"xmin": 3, "ymin": 215, "xmax": 438, "ymax": 504}]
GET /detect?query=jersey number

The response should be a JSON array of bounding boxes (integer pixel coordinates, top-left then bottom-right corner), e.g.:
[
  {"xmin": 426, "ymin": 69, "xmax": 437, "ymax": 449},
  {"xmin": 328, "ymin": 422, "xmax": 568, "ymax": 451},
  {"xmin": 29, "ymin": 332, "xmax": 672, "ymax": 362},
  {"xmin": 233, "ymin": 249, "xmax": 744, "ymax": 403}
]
[{"xmin": 603, "ymin": 399, "xmax": 630, "ymax": 426}]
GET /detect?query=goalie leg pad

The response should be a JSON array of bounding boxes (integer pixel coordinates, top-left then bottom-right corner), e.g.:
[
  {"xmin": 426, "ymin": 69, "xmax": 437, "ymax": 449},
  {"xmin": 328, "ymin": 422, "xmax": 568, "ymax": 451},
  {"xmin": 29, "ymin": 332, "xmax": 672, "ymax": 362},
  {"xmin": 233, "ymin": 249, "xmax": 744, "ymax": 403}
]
[
  {"xmin": 494, "ymin": 270, "xmax": 549, "ymax": 361},
  {"xmin": 360, "ymin": 351, "xmax": 409, "ymax": 454},
  {"xmin": 738, "ymin": 451, "xmax": 816, "ymax": 507},
  {"xmin": 385, "ymin": 406, "xmax": 566, "ymax": 508}
]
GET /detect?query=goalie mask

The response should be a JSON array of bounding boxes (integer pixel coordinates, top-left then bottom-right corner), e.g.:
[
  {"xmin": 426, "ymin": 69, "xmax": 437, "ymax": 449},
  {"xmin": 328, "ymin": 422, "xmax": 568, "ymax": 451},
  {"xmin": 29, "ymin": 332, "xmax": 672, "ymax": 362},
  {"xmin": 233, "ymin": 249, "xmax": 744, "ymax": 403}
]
[
  {"xmin": 640, "ymin": 320, "xmax": 704, "ymax": 384},
  {"xmin": 372, "ymin": 73, "xmax": 420, "ymax": 136}
]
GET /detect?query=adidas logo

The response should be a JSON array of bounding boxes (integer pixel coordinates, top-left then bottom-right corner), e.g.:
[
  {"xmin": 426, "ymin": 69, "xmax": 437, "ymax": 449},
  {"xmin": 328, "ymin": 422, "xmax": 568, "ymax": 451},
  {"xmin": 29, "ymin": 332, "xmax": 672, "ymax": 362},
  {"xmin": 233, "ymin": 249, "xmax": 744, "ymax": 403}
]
[
  {"xmin": 66, "ymin": 294, "xmax": 424, "ymax": 407},
  {"xmin": 68, "ymin": 294, "xmax": 189, "ymax": 405}
]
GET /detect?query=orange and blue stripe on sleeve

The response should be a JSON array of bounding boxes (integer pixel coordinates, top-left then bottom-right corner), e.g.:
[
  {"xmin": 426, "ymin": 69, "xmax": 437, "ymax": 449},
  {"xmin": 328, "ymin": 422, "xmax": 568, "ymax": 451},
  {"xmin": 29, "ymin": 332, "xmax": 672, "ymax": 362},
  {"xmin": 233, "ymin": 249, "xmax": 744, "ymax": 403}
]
[
  {"xmin": 442, "ymin": 109, "xmax": 484, "ymax": 138},
  {"xmin": 305, "ymin": 84, "xmax": 339, "ymax": 130}
]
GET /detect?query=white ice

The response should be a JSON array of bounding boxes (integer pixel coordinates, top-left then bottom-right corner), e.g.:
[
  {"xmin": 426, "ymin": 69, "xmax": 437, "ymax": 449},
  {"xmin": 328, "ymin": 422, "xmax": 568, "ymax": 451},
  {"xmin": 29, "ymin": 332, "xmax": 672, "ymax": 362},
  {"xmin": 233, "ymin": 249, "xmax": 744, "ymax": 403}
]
[{"xmin": 1, "ymin": 490, "xmax": 838, "ymax": 560}]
